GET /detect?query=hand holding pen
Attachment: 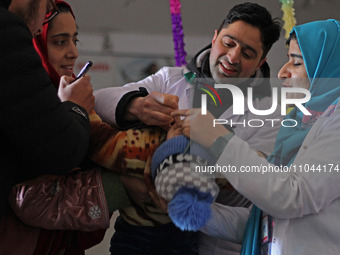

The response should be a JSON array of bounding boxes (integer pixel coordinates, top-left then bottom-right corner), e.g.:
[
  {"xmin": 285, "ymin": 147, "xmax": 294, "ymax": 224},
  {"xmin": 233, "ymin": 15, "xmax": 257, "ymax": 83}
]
[{"xmin": 58, "ymin": 61, "xmax": 95, "ymax": 113}]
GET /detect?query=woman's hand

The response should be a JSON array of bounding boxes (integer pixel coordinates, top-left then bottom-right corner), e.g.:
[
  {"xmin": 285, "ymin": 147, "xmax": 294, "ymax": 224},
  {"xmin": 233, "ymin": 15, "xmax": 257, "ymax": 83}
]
[
  {"xmin": 58, "ymin": 75, "xmax": 95, "ymax": 114},
  {"xmin": 172, "ymin": 109, "xmax": 230, "ymax": 148}
]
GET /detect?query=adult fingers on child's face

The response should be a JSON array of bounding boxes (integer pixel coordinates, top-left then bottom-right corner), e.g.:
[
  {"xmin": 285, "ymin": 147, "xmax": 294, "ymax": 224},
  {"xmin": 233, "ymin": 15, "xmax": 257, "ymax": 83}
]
[
  {"xmin": 171, "ymin": 118, "xmax": 183, "ymax": 129},
  {"xmin": 172, "ymin": 109, "xmax": 190, "ymax": 118},
  {"xmin": 172, "ymin": 108, "xmax": 202, "ymax": 119},
  {"xmin": 138, "ymin": 109, "xmax": 173, "ymax": 128},
  {"xmin": 172, "ymin": 113, "xmax": 181, "ymax": 123}
]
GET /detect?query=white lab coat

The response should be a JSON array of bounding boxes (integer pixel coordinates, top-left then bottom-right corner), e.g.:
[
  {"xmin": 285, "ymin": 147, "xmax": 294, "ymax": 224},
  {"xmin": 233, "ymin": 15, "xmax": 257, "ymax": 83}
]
[
  {"xmin": 94, "ymin": 66, "xmax": 282, "ymax": 156},
  {"xmin": 204, "ymin": 101, "xmax": 340, "ymax": 255}
]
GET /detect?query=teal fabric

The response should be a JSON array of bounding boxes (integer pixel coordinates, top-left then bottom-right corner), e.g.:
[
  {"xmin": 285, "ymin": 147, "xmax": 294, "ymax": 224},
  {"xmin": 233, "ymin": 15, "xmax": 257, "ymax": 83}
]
[
  {"xmin": 242, "ymin": 19, "xmax": 340, "ymax": 255},
  {"xmin": 268, "ymin": 19, "xmax": 340, "ymax": 166},
  {"xmin": 240, "ymin": 205, "xmax": 262, "ymax": 255}
]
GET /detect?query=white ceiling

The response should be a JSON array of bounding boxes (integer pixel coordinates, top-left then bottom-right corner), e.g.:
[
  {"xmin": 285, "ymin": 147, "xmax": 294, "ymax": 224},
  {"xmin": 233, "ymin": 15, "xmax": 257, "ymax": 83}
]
[{"xmin": 67, "ymin": 0, "xmax": 340, "ymax": 37}]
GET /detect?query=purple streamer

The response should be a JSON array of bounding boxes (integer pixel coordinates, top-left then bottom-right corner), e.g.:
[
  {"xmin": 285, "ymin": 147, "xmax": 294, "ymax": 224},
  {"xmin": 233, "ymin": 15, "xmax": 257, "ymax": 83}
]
[{"xmin": 171, "ymin": 13, "xmax": 187, "ymax": 66}]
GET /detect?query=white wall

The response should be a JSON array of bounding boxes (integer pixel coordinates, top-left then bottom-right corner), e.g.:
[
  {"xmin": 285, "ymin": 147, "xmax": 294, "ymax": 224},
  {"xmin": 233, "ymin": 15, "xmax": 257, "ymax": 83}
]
[{"xmin": 75, "ymin": 31, "xmax": 213, "ymax": 90}]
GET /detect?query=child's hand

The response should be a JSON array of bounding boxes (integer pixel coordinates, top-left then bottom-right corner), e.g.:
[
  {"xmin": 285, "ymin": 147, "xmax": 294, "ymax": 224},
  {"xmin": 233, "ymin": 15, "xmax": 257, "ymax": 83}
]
[
  {"xmin": 172, "ymin": 109, "xmax": 230, "ymax": 148},
  {"xmin": 166, "ymin": 119, "xmax": 183, "ymax": 140},
  {"xmin": 149, "ymin": 189, "xmax": 168, "ymax": 213},
  {"xmin": 120, "ymin": 175, "xmax": 150, "ymax": 203}
]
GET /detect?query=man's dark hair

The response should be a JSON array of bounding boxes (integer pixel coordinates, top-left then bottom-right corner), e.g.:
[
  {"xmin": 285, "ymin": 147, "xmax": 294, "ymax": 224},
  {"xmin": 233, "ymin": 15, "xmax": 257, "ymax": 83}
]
[{"xmin": 217, "ymin": 2, "xmax": 282, "ymax": 59}]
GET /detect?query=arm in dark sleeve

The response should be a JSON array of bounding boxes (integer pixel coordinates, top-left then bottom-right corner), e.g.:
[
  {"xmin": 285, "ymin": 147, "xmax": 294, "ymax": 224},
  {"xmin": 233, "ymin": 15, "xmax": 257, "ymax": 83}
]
[
  {"xmin": 115, "ymin": 87, "xmax": 149, "ymax": 129},
  {"xmin": 0, "ymin": 10, "xmax": 90, "ymax": 176}
]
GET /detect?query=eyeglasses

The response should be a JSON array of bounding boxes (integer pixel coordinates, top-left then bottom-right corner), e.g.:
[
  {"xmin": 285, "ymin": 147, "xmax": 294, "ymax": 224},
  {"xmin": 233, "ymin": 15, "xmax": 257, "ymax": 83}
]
[{"xmin": 43, "ymin": 0, "xmax": 59, "ymax": 25}]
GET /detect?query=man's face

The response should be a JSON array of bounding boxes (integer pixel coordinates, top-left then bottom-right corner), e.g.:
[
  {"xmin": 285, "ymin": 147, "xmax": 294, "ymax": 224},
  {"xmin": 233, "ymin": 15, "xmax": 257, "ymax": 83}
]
[
  {"xmin": 209, "ymin": 20, "xmax": 266, "ymax": 84},
  {"xmin": 9, "ymin": 0, "xmax": 51, "ymax": 37}
]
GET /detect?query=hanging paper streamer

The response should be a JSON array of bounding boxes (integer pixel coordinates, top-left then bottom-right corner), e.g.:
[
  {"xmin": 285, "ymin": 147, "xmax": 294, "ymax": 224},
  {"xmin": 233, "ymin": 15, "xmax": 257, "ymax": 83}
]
[
  {"xmin": 280, "ymin": 0, "xmax": 297, "ymax": 39},
  {"xmin": 169, "ymin": 0, "xmax": 187, "ymax": 66}
]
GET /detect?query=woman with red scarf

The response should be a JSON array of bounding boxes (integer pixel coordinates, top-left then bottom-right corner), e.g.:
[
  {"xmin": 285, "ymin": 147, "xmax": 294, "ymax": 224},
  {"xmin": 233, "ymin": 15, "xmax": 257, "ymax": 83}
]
[
  {"xmin": 5, "ymin": 2, "xmax": 181, "ymax": 254},
  {"xmin": 1, "ymin": 2, "xmax": 136, "ymax": 254}
]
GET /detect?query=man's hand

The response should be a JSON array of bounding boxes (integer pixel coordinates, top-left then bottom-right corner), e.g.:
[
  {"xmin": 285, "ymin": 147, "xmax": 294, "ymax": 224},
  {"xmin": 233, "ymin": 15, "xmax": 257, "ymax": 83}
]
[
  {"xmin": 125, "ymin": 92, "xmax": 179, "ymax": 130},
  {"xmin": 58, "ymin": 75, "xmax": 95, "ymax": 114}
]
